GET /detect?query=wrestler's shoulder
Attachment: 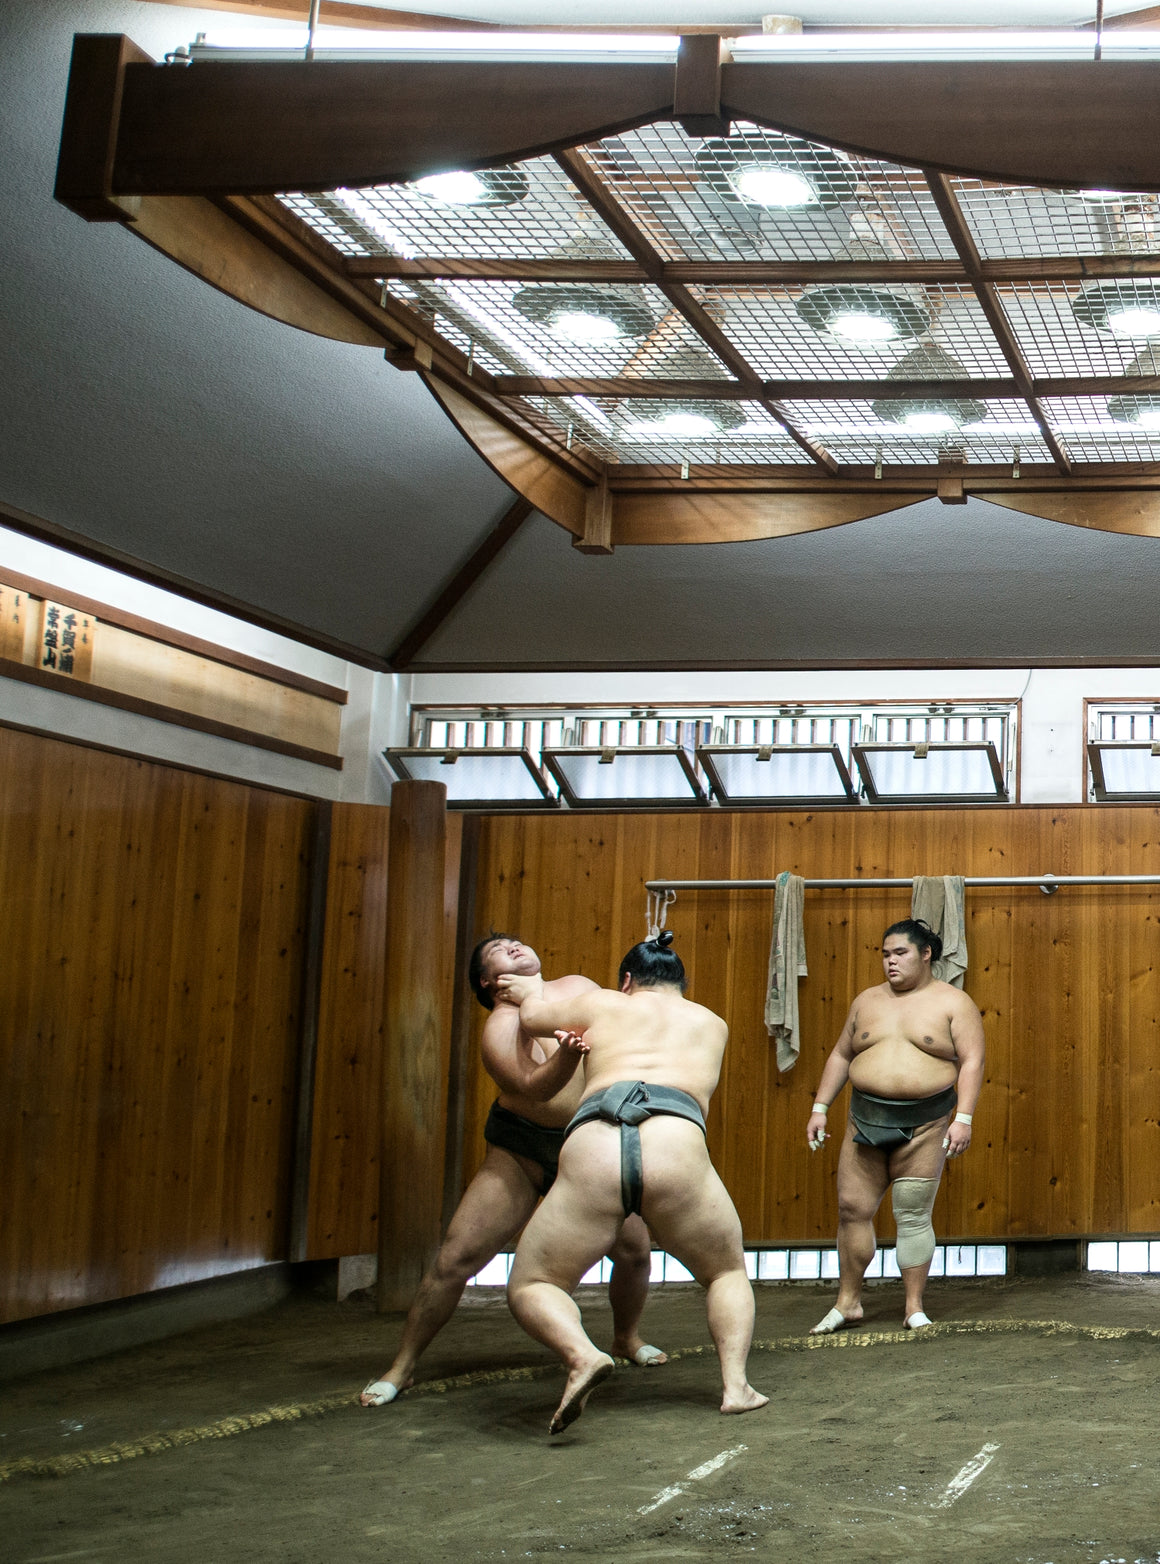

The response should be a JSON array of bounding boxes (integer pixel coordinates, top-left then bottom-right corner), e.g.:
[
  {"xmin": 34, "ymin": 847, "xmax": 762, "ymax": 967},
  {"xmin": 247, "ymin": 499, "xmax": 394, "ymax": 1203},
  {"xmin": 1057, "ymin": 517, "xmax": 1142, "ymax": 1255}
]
[{"xmin": 542, "ymin": 971, "xmax": 599, "ymax": 996}]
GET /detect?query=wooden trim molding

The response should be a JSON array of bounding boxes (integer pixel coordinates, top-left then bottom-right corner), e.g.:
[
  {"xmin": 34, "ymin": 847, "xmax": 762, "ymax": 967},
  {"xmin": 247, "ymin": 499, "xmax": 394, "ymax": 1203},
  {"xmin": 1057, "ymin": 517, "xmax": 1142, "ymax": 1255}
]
[
  {"xmin": 0, "ymin": 658, "xmax": 344, "ymax": 770},
  {"xmin": 0, "ymin": 565, "xmax": 347, "ymax": 702}
]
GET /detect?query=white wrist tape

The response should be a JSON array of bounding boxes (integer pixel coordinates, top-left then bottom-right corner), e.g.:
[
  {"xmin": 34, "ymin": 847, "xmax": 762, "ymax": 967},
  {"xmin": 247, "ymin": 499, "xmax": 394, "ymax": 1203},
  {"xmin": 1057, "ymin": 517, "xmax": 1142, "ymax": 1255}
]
[
  {"xmin": 812, "ymin": 1102, "xmax": 829, "ymax": 1114},
  {"xmin": 954, "ymin": 1111, "xmax": 973, "ymax": 1126}
]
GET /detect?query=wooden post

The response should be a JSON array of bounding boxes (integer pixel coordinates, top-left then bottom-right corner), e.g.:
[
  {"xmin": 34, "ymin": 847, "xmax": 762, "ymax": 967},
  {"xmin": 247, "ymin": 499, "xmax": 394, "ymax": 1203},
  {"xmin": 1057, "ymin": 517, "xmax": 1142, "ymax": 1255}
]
[{"xmin": 377, "ymin": 780, "xmax": 448, "ymax": 1313}]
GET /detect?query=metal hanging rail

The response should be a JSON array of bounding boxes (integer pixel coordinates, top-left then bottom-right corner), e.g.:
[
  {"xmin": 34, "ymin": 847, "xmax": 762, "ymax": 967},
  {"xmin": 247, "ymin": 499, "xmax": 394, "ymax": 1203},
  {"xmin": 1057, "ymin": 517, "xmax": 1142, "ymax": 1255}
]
[{"xmin": 646, "ymin": 874, "xmax": 1160, "ymax": 895}]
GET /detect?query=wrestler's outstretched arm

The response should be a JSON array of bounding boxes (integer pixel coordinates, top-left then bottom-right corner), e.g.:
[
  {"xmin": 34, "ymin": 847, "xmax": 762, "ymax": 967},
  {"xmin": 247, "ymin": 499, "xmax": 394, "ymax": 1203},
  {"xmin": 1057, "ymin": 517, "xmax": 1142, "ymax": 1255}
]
[
  {"xmin": 483, "ymin": 975, "xmax": 596, "ymax": 1101},
  {"xmin": 496, "ymin": 974, "xmax": 604, "ymax": 1040},
  {"xmin": 805, "ymin": 1003, "xmax": 859, "ymax": 1152}
]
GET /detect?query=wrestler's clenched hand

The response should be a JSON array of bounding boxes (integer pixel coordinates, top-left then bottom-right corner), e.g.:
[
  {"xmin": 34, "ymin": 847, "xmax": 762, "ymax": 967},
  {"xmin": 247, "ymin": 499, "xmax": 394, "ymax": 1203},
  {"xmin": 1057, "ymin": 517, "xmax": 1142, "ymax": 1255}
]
[
  {"xmin": 495, "ymin": 973, "xmax": 542, "ymax": 1006},
  {"xmin": 805, "ymin": 1111, "xmax": 828, "ymax": 1152},
  {"xmin": 941, "ymin": 1120, "xmax": 971, "ymax": 1158}
]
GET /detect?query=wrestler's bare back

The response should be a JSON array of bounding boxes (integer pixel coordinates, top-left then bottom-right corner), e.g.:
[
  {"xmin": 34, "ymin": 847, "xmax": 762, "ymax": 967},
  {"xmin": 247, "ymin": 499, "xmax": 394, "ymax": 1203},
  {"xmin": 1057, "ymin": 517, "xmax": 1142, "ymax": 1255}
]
[
  {"xmin": 571, "ymin": 988, "xmax": 728, "ymax": 1114},
  {"xmin": 845, "ymin": 980, "xmax": 966, "ymax": 1099}
]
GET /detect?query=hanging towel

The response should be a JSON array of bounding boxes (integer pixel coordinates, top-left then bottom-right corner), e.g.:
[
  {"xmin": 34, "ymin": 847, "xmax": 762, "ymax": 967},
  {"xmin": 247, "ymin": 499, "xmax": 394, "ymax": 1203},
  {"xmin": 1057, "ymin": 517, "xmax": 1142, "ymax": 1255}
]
[
  {"xmin": 910, "ymin": 875, "xmax": 968, "ymax": 988},
  {"xmin": 765, "ymin": 871, "xmax": 808, "ymax": 1071}
]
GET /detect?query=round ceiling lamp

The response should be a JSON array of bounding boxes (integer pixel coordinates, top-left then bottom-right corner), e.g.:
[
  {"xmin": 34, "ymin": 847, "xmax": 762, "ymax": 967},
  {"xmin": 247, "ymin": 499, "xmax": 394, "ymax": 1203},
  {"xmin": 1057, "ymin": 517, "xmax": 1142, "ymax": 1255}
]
[
  {"xmin": 694, "ymin": 133, "xmax": 859, "ymax": 210},
  {"xmin": 511, "ymin": 286, "xmax": 655, "ymax": 345},
  {"xmin": 871, "ymin": 396, "xmax": 987, "ymax": 433},
  {"xmin": 870, "ymin": 343, "xmax": 985, "ymax": 432},
  {"xmin": 1071, "ymin": 281, "xmax": 1160, "ymax": 338},
  {"xmin": 411, "ymin": 167, "xmax": 529, "ymax": 207},
  {"xmin": 796, "ymin": 284, "xmax": 932, "ymax": 346},
  {"xmin": 626, "ymin": 400, "xmax": 748, "ymax": 437},
  {"xmin": 1107, "ymin": 394, "xmax": 1160, "ymax": 428}
]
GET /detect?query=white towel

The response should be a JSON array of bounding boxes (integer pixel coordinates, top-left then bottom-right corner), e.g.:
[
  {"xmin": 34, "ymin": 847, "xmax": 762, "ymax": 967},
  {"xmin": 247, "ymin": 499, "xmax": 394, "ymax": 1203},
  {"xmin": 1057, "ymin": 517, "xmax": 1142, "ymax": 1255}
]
[
  {"xmin": 910, "ymin": 875, "xmax": 968, "ymax": 989},
  {"xmin": 765, "ymin": 871, "xmax": 808, "ymax": 1071}
]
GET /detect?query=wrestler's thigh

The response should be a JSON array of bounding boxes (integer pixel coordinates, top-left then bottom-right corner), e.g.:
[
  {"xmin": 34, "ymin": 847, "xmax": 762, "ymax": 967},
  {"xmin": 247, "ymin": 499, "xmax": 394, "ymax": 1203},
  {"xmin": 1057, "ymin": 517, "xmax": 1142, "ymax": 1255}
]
[
  {"xmin": 442, "ymin": 1148, "xmax": 542, "ymax": 1267},
  {"xmin": 510, "ymin": 1125, "xmax": 625, "ymax": 1292},
  {"xmin": 888, "ymin": 1113, "xmax": 950, "ymax": 1182},
  {"xmin": 637, "ymin": 1121, "xmax": 745, "ymax": 1283},
  {"xmin": 836, "ymin": 1119, "xmax": 891, "ymax": 1217}
]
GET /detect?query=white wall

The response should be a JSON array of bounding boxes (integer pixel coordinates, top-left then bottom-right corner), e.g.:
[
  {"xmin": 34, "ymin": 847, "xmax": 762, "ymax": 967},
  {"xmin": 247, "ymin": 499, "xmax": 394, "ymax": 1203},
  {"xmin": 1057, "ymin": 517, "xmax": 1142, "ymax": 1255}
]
[
  {"xmin": 0, "ymin": 525, "xmax": 411, "ymax": 798},
  {"xmin": 412, "ymin": 667, "xmax": 1160, "ymax": 804}
]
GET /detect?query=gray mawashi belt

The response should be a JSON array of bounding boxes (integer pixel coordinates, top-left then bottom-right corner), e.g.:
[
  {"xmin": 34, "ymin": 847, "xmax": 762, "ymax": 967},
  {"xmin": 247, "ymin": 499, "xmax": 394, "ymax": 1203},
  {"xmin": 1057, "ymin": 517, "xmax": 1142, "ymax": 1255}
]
[{"xmin": 564, "ymin": 1081, "xmax": 706, "ymax": 1217}]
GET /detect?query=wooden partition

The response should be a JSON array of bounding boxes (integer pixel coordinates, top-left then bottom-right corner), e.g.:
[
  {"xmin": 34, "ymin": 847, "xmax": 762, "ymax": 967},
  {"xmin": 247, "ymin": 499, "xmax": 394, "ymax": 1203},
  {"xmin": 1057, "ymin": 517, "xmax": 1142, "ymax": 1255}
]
[
  {"xmin": 304, "ymin": 806, "xmax": 463, "ymax": 1261},
  {"xmin": 0, "ymin": 726, "xmax": 315, "ymax": 1324},
  {"xmin": 461, "ymin": 807, "xmax": 1160, "ymax": 1245}
]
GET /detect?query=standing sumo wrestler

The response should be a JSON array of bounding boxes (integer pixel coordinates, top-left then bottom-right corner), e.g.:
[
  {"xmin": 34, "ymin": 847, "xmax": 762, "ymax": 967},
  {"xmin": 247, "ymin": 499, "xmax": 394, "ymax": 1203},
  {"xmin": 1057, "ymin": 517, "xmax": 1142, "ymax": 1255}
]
[
  {"xmin": 806, "ymin": 919, "xmax": 985, "ymax": 1334},
  {"xmin": 361, "ymin": 933, "xmax": 663, "ymax": 1407}
]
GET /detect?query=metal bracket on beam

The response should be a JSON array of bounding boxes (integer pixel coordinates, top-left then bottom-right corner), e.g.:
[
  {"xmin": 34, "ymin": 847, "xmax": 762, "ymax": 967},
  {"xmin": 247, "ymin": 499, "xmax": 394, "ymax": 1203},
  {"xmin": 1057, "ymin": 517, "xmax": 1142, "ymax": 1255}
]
[
  {"xmin": 674, "ymin": 34, "xmax": 730, "ymax": 138},
  {"xmin": 574, "ymin": 474, "xmax": 614, "ymax": 555}
]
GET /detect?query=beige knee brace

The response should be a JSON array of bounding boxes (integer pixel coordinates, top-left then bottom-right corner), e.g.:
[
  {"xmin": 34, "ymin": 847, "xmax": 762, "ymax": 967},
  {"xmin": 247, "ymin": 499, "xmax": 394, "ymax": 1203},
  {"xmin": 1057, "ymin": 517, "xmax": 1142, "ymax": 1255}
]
[{"xmin": 892, "ymin": 1178, "xmax": 938, "ymax": 1270}]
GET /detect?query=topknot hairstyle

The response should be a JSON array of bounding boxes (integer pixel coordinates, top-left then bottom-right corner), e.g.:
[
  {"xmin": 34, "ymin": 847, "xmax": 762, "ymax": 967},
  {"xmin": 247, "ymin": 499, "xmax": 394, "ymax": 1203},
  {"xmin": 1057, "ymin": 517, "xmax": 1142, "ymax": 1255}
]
[
  {"xmin": 882, "ymin": 918, "xmax": 943, "ymax": 965},
  {"xmin": 618, "ymin": 930, "xmax": 687, "ymax": 993}
]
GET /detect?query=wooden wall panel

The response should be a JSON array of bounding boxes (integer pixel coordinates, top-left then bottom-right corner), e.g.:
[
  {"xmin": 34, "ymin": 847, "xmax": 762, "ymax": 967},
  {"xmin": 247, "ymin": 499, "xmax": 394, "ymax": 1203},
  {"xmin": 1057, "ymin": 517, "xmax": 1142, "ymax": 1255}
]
[
  {"xmin": 464, "ymin": 806, "xmax": 1160, "ymax": 1245},
  {"xmin": 305, "ymin": 806, "xmax": 462, "ymax": 1260},
  {"xmin": 0, "ymin": 727, "xmax": 314, "ymax": 1324}
]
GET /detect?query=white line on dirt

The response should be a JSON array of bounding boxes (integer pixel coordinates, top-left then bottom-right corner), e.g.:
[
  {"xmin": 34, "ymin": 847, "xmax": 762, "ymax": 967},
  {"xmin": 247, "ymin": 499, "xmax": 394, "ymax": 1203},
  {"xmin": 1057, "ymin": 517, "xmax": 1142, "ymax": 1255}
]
[
  {"xmin": 933, "ymin": 1442, "xmax": 1001, "ymax": 1509},
  {"xmin": 637, "ymin": 1444, "xmax": 748, "ymax": 1515}
]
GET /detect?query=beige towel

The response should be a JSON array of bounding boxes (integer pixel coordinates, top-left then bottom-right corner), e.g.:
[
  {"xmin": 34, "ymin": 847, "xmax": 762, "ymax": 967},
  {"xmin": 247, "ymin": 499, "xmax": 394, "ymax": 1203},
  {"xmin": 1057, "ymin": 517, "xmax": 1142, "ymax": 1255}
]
[
  {"xmin": 765, "ymin": 871, "xmax": 808, "ymax": 1071},
  {"xmin": 910, "ymin": 875, "xmax": 968, "ymax": 988}
]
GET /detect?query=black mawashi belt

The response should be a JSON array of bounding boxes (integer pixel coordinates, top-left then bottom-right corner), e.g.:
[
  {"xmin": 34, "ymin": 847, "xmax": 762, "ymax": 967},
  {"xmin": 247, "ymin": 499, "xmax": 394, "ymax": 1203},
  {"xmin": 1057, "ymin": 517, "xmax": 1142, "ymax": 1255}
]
[{"xmin": 564, "ymin": 1081, "xmax": 706, "ymax": 1217}]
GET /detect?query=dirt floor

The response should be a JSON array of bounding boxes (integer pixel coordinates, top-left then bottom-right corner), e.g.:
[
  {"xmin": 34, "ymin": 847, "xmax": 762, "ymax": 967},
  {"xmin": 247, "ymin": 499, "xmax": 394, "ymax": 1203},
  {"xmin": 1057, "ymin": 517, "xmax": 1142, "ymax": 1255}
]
[{"xmin": 5, "ymin": 1273, "xmax": 1160, "ymax": 1563}]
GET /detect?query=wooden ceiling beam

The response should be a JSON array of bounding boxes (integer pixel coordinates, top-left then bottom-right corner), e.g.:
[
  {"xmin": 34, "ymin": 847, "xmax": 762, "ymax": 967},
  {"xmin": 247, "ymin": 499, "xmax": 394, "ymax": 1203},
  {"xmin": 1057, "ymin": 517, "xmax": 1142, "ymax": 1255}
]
[
  {"xmin": 553, "ymin": 148, "xmax": 839, "ymax": 474},
  {"xmin": 925, "ymin": 170, "xmax": 1072, "ymax": 475},
  {"xmin": 491, "ymin": 374, "xmax": 1160, "ymax": 400},
  {"xmin": 387, "ymin": 496, "xmax": 534, "ymax": 669},
  {"xmin": 346, "ymin": 255, "xmax": 1160, "ymax": 285}
]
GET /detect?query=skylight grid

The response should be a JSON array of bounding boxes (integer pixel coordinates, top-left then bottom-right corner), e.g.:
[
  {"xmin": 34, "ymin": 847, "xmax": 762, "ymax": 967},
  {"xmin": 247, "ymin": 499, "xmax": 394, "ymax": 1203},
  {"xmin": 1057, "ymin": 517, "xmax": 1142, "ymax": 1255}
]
[
  {"xmin": 315, "ymin": 158, "xmax": 633, "ymax": 261},
  {"xmin": 384, "ymin": 279, "xmax": 718, "ymax": 378},
  {"xmin": 580, "ymin": 123, "xmax": 955, "ymax": 264},
  {"xmin": 780, "ymin": 398, "xmax": 1052, "ymax": 466},
  {"xmin": 514, "ymin": 396, "xmax": 813, "ymax": 465},
  {"xmin": 1040, "ymin": 396, "xmax": 1160, "ymax": 462},
  {"xmin": 277, "ymin": 193, "xmax": 375, "ymax": 257},
  {"xmin": 954, "ymin": 179, "xmax": 1160, "ymax": 261},
  {"xmin": 691, "ymin": 285, "xmax": 1009, "ymax": 379},
  {"xmin": 996, "ymin": 280, "xmax": 1160, "ymax": 376}
]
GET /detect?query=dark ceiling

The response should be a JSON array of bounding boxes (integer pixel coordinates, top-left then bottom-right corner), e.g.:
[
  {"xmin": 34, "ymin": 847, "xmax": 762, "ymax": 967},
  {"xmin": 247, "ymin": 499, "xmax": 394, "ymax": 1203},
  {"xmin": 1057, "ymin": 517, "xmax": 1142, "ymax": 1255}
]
[{"xmin": 4, "ymin": 0, "xmax": 1160, "ymax": 671}]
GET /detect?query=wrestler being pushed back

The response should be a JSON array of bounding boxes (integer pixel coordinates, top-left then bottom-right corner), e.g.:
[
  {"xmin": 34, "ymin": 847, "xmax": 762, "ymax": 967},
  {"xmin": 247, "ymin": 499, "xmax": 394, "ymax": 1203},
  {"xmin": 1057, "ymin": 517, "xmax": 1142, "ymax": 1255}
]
[
  {"xmin": 497, "ymin": 932, "xmax": 767, "ymax": 1435},
  {"xmin": 805, "ymin": 919, "xmax": 985, "ymax": 1335},
  {"xmin": 361, "ymin": 934, "xmax": 661, "ymax": 1408}
]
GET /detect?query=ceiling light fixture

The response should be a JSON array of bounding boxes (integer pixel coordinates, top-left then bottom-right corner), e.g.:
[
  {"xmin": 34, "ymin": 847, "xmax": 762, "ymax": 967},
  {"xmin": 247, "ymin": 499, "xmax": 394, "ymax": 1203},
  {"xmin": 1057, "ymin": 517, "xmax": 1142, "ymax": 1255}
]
[
  {"xmin": 411, "ymin": 167, "xmax": 529, "ymax": 207},
  {"xmin": 871, "ymin": 342, "xmax": 986, "ymax": 433},
  {"xmin": 1106, "ymin": 346, "xmax": 1160, "ymax": 427},
  {"xmin": 627, "ymin": 400, "xmax": 747, "ymax": 437},
  {"xmin": 1072, "ymin": 281, "xmax": 1160, "ymax": 338},
  {"xmin": 511, "ymin": 285, "xmax": 655, "ymax": 345},
  {"xmin": 796, "ymin": 285, "xmax": 932, "ymax": 346},
  {"xmin": 694, "ymin": 133, "xmax": 858, "ymax": 211}
]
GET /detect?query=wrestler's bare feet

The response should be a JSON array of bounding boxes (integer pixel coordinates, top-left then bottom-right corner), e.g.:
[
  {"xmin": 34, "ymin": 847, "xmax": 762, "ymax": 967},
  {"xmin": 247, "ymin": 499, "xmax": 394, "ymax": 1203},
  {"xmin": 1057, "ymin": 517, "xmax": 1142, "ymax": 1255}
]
[
  {"xmin": 611, "ymin": 1332, "xmax": 668, "ymax": 1366},
  {"xmin": 809, "ymin": 1303, "xmax": 863, "ymax": 1335},
  {"xmin": 360, "ymin": 1372, "xmax": 413, "ymax": 1407},
  {"xmin": 721, "ymin": 1384, "xmax": 769, "ymax": 1415},
  {"xmin": 549, "ymin": 1352, "xmax": 615, "ymax": 1435}
]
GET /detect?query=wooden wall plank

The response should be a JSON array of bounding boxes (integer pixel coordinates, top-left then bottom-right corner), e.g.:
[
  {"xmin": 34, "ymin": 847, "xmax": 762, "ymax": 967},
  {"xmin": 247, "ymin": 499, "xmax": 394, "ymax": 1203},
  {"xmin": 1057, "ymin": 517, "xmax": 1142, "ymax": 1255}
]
[
  {"xmin": 0, "ymin": 728, "xmax": 313, "ymax": 1323},
  {"xmin": 465, "ymin": 804, "xmax": 1160, "ymax": 1245}
]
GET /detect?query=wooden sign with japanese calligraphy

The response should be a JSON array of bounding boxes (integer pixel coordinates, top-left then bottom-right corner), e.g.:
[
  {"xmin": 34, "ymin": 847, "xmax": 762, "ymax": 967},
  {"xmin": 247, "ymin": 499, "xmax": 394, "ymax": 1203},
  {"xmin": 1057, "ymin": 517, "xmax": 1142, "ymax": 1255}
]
[
  {"xmin": 0, "ymin": 583, "xmax": 28, "ymax": 663},
  {"xmin": 38, "ymin": 600, "xmax": 95, "ymax": 680}
]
